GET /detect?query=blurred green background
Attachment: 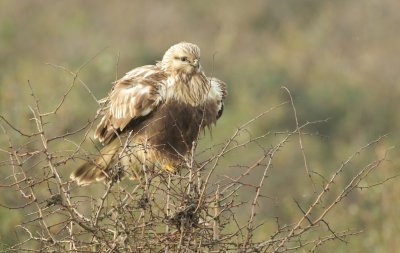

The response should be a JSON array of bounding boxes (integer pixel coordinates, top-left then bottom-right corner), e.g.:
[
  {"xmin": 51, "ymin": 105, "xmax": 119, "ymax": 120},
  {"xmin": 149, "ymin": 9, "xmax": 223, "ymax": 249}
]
[{"xmin": 0, "ymin": 0, "xmax": 399, "ymax": 252}]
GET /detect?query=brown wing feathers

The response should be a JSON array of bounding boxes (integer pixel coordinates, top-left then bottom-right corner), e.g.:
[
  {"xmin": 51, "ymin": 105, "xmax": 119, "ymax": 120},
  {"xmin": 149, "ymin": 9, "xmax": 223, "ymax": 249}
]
[{"xmin": 94, "ymin": 66, "xmax": 165, "ymax": 144}]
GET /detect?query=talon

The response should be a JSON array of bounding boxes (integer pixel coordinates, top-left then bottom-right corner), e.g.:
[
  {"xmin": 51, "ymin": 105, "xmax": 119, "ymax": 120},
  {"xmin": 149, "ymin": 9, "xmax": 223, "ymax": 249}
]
[{"xmin": 164, "ymin": 164, "xmax": 177, "ymax": 174}]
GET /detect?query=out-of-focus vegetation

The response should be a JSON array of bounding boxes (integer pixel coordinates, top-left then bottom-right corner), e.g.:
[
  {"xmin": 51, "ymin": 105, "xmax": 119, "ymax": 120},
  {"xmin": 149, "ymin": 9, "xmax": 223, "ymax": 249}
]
[{"xmin": 0, "ymin": 0, "xmax": 399, "ymax": 252}]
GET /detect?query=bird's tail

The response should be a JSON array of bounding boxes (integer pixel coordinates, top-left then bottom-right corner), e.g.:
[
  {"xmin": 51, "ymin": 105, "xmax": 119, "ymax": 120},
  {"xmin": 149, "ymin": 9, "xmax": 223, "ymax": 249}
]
[{"xmin": 71, "ymin": 140, "xmax": 119, "ymax": 186}]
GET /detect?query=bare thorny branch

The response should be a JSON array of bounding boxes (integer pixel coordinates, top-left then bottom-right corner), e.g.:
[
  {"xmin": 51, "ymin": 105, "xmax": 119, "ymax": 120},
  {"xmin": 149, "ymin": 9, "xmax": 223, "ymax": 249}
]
[{"xmin": 0, "ymin": 59, "xmax": 396, "ymax": 253}]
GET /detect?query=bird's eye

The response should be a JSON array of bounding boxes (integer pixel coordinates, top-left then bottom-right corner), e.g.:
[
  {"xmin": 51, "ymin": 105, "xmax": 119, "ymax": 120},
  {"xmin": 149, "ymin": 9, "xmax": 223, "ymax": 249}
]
[{"xmin": 180, "ymin": 56, "xmax": 188, "ymax": 62}]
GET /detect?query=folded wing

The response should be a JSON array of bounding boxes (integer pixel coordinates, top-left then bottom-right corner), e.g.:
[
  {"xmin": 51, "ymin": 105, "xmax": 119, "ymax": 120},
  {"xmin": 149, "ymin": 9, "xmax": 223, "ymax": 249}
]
[
  {"xmin": 207, "ymin": 77, "xmax": 227, "ymax": 120},
  {"xmin": 94, "ymin": 65, "xmax": 167, "ymax": 144}
]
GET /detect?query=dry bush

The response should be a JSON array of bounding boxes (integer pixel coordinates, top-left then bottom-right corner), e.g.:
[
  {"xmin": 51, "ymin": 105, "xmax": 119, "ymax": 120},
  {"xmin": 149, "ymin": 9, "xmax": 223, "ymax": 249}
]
[{"xmin": 0, "ymin": 66, "xmax": 393, "ymax": 253}]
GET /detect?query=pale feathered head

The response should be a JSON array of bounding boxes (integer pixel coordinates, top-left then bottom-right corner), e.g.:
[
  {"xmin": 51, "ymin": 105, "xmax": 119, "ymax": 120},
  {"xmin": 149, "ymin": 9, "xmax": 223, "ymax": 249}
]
[{"xmin": 161, "ymin": 42, "xmax": 202, "ymax": 75}]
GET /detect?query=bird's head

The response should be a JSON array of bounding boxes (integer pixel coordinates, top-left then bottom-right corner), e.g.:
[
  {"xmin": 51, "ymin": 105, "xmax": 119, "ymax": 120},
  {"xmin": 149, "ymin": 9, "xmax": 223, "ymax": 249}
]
[{"xmin": 161, "ymin": 42, "xmax": 202, "ymax": 76}]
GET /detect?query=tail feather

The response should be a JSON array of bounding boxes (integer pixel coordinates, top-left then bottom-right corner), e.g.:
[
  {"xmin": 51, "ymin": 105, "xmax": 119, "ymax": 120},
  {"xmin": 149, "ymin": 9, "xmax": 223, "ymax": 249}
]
[{"xmin": 71, "ymin": 140, "xmax": 119, "ymax": 186}]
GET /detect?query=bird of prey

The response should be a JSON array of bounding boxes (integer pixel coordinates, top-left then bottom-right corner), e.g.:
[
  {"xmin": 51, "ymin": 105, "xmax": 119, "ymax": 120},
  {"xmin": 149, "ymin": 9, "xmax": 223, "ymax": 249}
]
[{"xmin": 71, "ymin": 42, "xmax": 227, "ymax": 185}]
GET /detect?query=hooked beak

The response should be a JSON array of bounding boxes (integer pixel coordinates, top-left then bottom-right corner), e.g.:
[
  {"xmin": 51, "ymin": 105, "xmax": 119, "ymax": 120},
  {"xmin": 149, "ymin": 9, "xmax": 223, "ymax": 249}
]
[{"xmin": 192, "ymin": 59, "xmax": 199, "ymax": 69}]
